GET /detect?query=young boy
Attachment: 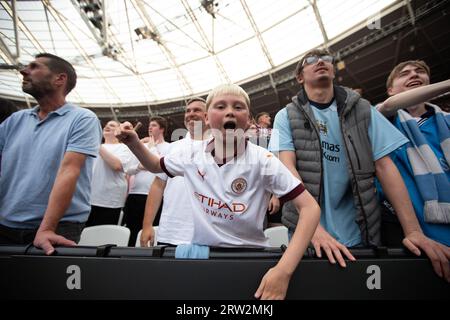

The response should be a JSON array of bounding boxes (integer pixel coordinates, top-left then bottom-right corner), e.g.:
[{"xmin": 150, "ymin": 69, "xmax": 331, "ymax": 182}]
[{"xmin": 115, "ymin": 84, "xmax": 320, "ymax": 300}]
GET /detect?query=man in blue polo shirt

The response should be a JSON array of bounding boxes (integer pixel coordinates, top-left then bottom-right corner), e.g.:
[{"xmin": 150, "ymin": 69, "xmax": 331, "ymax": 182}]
[{"xmin": 0, "ymin": 53, "xmax": 102, "ymax": 254}]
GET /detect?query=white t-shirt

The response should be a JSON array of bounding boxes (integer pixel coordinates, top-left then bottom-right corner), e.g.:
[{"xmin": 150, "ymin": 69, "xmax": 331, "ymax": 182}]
[
  {"xmin": 90, "ymin": 143, "xmax": 132, "ymax": 208},
  {"xmin": 161, "ymin": 138, "xmax": 304, "ymax": 248},
  {"xmin": 127, "ymin": 141, "xmax": 170, "ymax": 195},
  {"xmin": 157, "ymin": 136, "xmax": 195, "ymax": 245}
]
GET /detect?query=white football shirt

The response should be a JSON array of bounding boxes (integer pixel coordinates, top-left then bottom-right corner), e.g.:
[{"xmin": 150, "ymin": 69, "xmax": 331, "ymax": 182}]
[{"xmin": 161, "ymin": 138, "xmax": 304, "ymax": 248}]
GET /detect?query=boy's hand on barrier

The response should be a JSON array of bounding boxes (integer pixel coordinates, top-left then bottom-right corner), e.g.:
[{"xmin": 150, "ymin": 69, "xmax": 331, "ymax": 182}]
[
  {"xmin": 311, "ymin": 225, "xmax": 356, "ymax": 267},
  {"xmin": 254, "ymin": 266, "xmax": 290, "ymax": 300}
]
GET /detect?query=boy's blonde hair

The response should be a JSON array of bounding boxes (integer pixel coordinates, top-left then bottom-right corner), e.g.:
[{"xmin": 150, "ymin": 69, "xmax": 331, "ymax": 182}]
[{"xmin": 206, "ymin": 84, "xmax": 251, "ymax": 110}]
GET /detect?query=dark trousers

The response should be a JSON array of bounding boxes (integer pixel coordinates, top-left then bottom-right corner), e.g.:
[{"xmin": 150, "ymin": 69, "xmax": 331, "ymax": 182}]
[
  {"xmin": 85, "ymin": 205, "xmax": 122, "ymax": 227},
  {"xmin": 0, "ymin": 221, "xmax": 85, "ymax": 245},
  {"xmin": 123, "ymin": 194, "xmax": 163, "ymax": 247}
]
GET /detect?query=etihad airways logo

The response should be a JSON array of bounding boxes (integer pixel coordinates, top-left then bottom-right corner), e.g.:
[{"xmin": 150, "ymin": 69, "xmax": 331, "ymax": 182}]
[{"xmin": 194, "ymin": 192, "xmax": 247, "ymax": 214}]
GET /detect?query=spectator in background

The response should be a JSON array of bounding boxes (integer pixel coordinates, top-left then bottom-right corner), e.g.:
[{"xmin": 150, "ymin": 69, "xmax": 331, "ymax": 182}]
[
  {"xmin": 245, "ymin": 116, "xmax": 258, "ymax": 140},
  {"xmin": 255, "ymin": 112, "xmax": 272, "ymax": 148},
  {"xmin": 86, "ymin": 120, "xmax": 131, "ymax": 227},
  {"xmin": 0, "ymin": 53, "xmax": 102, "ymax": 254},
  {"xmin": 256, "ymin": 111, "xmax": 272, "ymax": 128},
  {"xmin": 124, "ymin": 116, "xmax": 170, "ymax": 246},
  {"xmin": 377, "ymin": 60, "xmax": 450, "ymax": 247}
]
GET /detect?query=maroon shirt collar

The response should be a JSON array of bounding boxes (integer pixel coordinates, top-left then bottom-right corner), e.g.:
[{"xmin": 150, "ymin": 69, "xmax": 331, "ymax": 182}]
[{"xmin": 205, "ymin": 137, "xmax": 248, "ymax": 166}]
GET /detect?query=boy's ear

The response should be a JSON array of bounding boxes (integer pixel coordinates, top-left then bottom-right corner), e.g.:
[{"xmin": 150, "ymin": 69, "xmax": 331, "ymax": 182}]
[
  {"xmin": 205, "ymin": 113, "xmax": 210, "ymax": 126},
  {"xmin": 296, "ymin": 73, "xmax": 304, "ymax": 85},
  {"xmin": 387, "ymin": 87, "xmax": 394, "ymax": 96}
]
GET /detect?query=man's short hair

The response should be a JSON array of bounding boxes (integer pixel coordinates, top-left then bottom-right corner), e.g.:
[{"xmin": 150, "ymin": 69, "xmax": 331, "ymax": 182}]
[
  {"xmin": 149, "ymin": 115, "xmax": 168, "ymax": 132},
  {"xmin": 386, "ymin": 60, "xmax": 430, "ymax": 90},
  {"xmin": 295, "ymin": 48, "xmax": 334, "ymax": 77},
  {"xmin": 35, "ymin": 53, "xmax": 77, "ymax": 94},
  {"xmin": 206, "ymin": 84, "xmax": 250, "ymax": 110},
  {"xmin": 186, "ymin": 96, "xmax": 206, "ymax": 106},
  {"xmin": 255, "ymin": 112, "xmax": 270, "ymax": 123}
]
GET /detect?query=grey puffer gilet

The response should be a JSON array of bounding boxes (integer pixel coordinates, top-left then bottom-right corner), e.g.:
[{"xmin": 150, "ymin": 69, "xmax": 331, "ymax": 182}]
[{"xmin": 282, "ymin": 85, "xmax": 381, "ymax": 246}]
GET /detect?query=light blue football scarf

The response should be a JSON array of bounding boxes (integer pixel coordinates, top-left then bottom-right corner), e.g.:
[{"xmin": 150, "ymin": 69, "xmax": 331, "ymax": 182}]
[
  {"xmin": 397, "ymin": 104, "xmax": 450, "ymax": 224},
  {"xmin": 175, "ymin": 244, "xmax": 210, "ymax": 259}
]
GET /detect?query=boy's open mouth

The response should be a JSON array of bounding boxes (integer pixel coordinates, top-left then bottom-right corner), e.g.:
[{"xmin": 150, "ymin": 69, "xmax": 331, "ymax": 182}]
[{"xmin": 223, "ymin": 121, "xmax": 236, "ymax": 130}]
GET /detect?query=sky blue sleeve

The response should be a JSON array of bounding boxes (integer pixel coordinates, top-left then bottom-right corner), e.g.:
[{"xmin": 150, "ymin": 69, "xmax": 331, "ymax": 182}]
[
  {"xmin": 268, "ymin": 108, "xmax": 295, "ymax": 152},
  {"xmin": 368, "ymin": 106, "xmax": 409, "ymax": 160},
  {"xmin": 67, "ymin": 115, "xmax": 102, "ymax": 157}
]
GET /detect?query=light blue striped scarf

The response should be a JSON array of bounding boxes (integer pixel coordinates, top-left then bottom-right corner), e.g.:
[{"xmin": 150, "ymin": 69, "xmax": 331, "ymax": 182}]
[
  {"xmin": 175, "ymin": 244, "xmax": 210, "ymax": 259},
  {"xmin": 397, "ymin": 104, "xmax": 450, "ymax": 224}
]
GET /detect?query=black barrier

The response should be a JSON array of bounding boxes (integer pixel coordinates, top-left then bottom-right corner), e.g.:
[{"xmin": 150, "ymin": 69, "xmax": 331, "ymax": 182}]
[
  {"xmin": 0, "ymin": 244, "xmax": 423, "ymax": 259},
  {"xmin": 0, "ymin": 245, "xmax": 449, "ymax": 300}
]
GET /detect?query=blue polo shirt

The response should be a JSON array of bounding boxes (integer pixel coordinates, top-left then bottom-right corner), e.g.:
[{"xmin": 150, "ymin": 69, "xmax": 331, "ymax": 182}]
[{"xmin": 0, "ymin": 103, "xmax": 102, "ymax": 228}]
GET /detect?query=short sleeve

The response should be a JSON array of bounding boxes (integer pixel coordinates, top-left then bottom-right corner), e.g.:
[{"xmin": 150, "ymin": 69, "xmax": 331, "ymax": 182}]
[
  {"xmin": 125, "ymin": 153, "xmax": 141, "ymax": 175},
  {"xmin": 66, "ymin": 115, "xmax": 102, "ymax": 157},
  {"xmin": 261, "ymin": 150, "xmax": 304, "ymax": 202},
  {"xmin": 269, "ymin": 108, "xmax": 295, "ymax": 152},
  {"xmin": 115, "ymin": 144, "xmax": 134, "ymax": 173},
  {"xmin": 368, "ymin": 107, "xmax": 409, "ymax": 160},
  {"xmin": 160, "ymin": 144, "xmax": 189, "ymax": 178}
]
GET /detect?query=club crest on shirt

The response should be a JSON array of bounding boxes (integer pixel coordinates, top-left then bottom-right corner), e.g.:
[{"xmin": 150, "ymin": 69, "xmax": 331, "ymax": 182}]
[
  {"xmin": 231, "ymin": 178, "xmax": 247, "ymax": 194},
  {"xmin": 316, "ymin": 120, "xmax": 328, "ymax": 136}
]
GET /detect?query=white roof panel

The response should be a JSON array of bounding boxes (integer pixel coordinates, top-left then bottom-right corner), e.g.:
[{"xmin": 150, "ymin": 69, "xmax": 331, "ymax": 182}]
[{"xmin": 0, "ymin": 0, "xmax": 397, "ymax": 107}]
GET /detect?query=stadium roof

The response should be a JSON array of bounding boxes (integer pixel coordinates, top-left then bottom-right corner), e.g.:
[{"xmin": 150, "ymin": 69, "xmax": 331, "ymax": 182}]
[{"xmin": 1, "ymin": 0, "xmax": 402, "ymax": 108}]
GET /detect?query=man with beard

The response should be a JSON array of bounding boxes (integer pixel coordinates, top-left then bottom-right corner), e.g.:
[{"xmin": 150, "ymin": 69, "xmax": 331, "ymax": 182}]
[{"xmin": 0, "ymin": 53, "xmax": 102, "ymax": 255}]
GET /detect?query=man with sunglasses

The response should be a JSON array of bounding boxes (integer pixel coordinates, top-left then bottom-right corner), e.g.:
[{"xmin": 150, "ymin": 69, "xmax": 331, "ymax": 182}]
[{"xmin": 269, "ymin": 49, "xmax": 450, "ymax": 281}]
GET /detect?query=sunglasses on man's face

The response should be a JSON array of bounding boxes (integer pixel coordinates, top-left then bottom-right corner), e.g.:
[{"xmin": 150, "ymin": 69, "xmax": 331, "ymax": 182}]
[{"xmin": 302, "ymin": 55, "xmax": 334, "ymax": 66}]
